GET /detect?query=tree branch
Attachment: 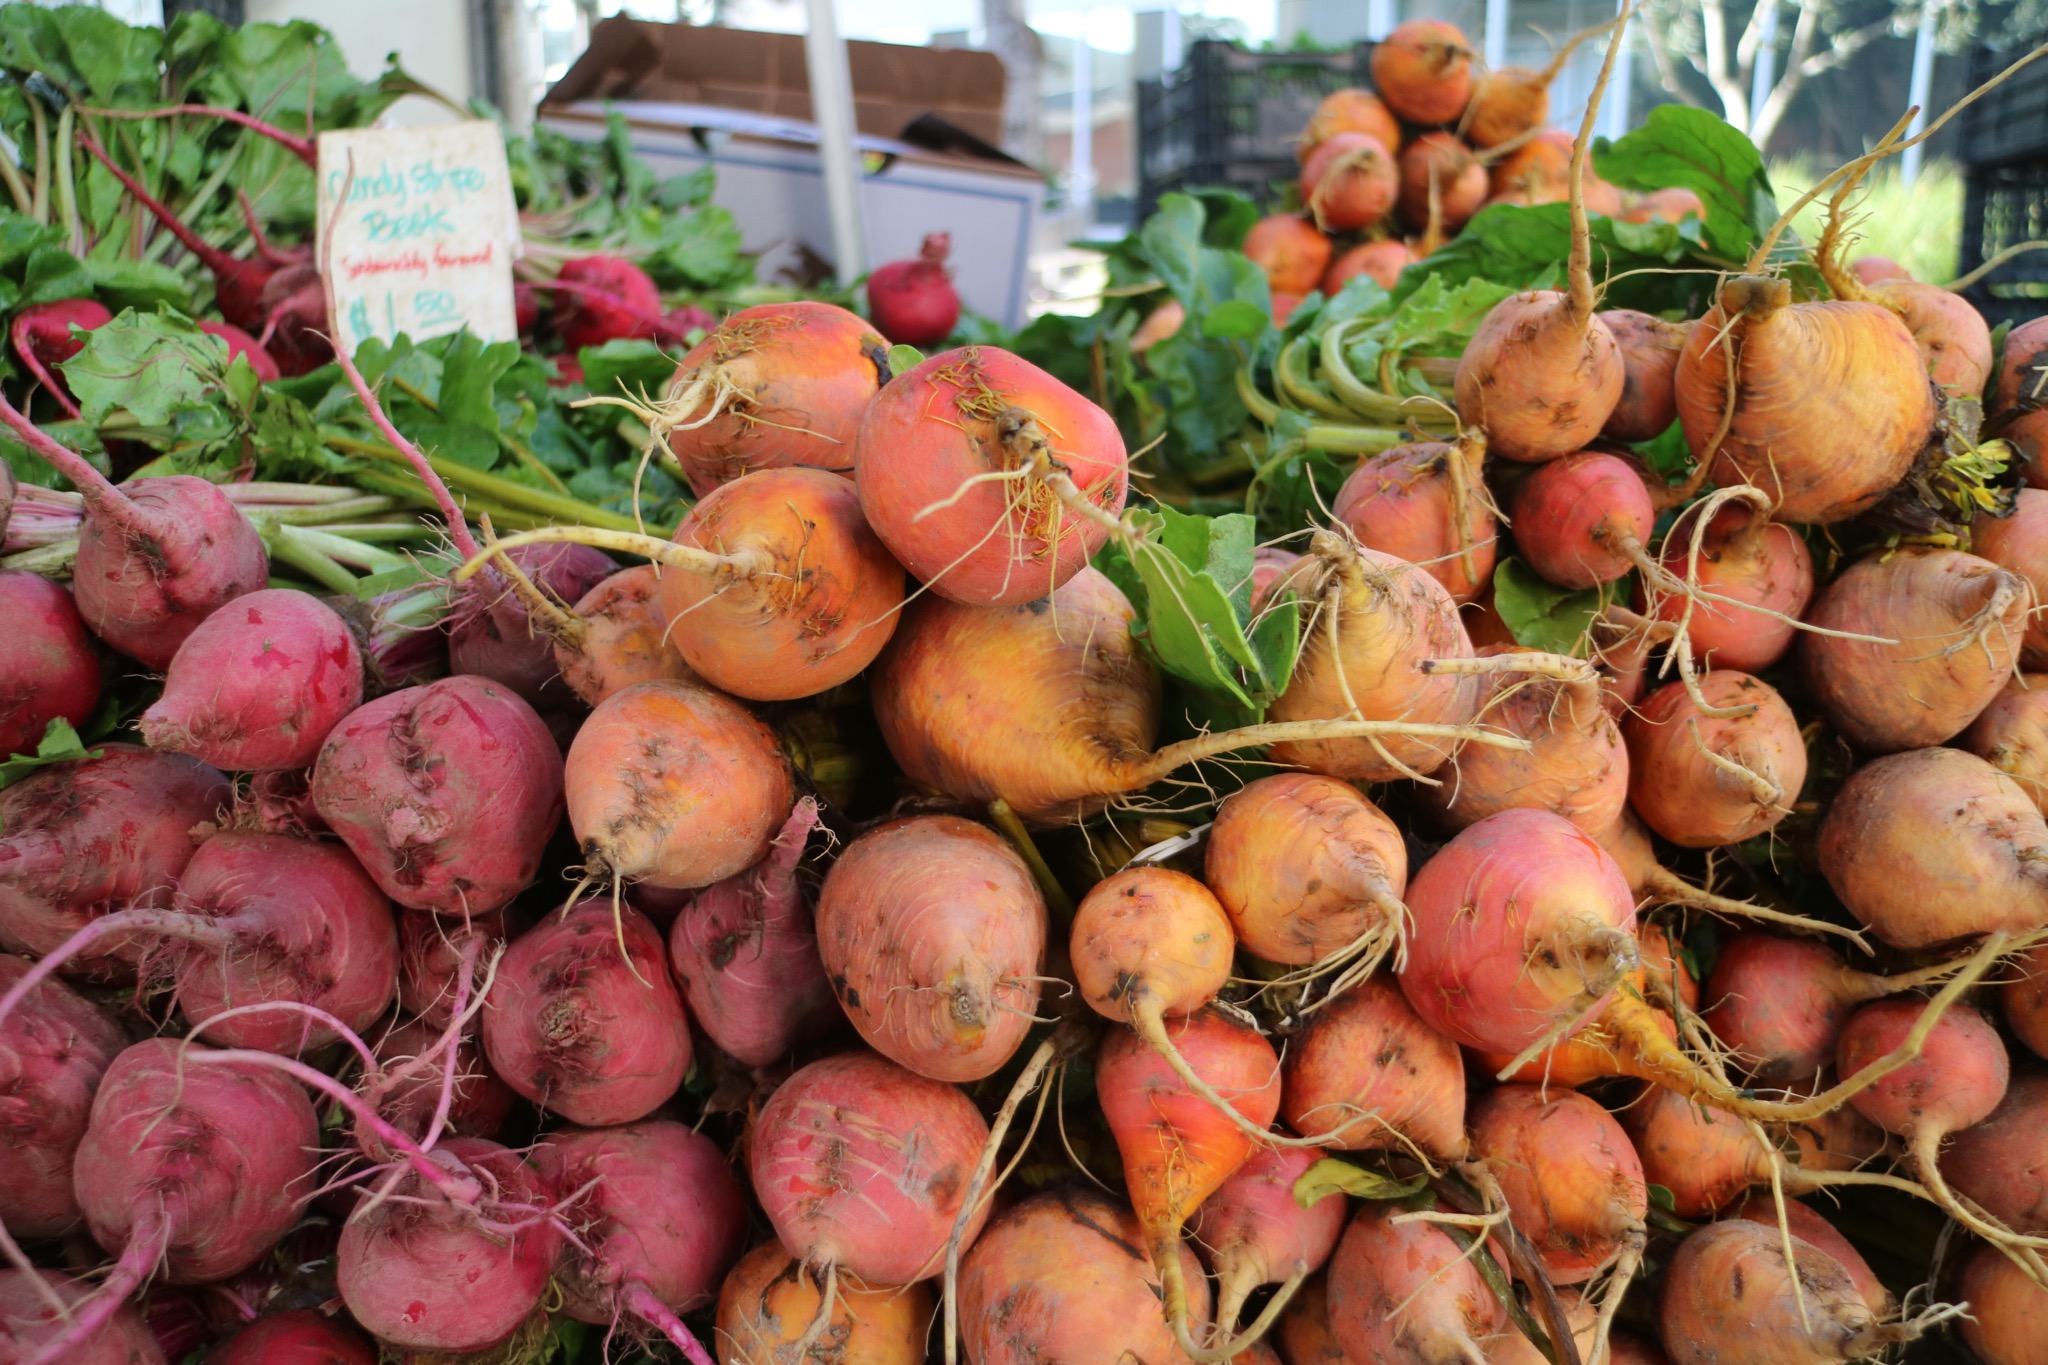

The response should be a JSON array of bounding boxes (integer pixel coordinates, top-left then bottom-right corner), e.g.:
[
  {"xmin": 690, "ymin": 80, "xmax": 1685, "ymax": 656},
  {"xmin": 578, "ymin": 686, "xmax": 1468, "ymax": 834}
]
[
  {"xmin": 1797, "ymin": 14, "xmax": 1896, "ymax": 78},
  {"xmin": 1639, "ymin": 12, "xmax": 1710, "ymax": 109},
  {"xmin": 1735, "ymin": 0, "xmax": 1773, "ymax": 73},
  {"xmin": 1698, "ymin": 0, "xmax": 1753, "ymax": 130}
]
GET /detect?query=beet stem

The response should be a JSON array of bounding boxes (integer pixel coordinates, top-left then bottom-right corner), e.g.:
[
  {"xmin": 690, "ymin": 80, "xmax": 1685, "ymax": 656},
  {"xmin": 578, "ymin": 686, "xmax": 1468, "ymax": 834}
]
[
  {"xmin": 1173, "ymin": 1267, "xmax": 1305, "ymax": 1364},
  {"xmin": 20, "ymin": 1203, "xmax": 169, "ymax": 1365},
  {"xmin": 1121, "ymin": 719, "xmax": 1529, "ymax": 793},
  {"xmin": 78, "ymin": 129, "xmax": 239, "ymax": 280},
  {"xmin": 1564, "ymin": 0, "xmax": 1629, "ymax": 325},
  {"xmin": 7, "ymin": 315, "xmax": 85, "ymax": 423},
  {"xmin": 0, "ymin": 388, "xmax": 140, "ymax": 529},
  {"xmin": 81, "ymin": 104, "xmax": 316, "ymax": 167},
  {"xmin": 0, "ymin": 907, "xmax": 243, "ymax": 1039},
  {"xmin": 943, "ymin": 1034, "xmax": 1059, "ymax": 1365},
  {"xmin": 624, "ymin": 1279, "xmax": 718, "ymax": 1365},
  {"xmin": 453, "ymin": 525, "xmax": 760, "ymax": 587}
]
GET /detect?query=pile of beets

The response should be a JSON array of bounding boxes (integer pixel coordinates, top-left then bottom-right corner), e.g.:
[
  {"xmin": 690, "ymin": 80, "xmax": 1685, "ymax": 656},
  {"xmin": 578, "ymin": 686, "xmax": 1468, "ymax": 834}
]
[{"xmin": 8, "ymin": 27, "xmax": 2048, "ymax": 1365}]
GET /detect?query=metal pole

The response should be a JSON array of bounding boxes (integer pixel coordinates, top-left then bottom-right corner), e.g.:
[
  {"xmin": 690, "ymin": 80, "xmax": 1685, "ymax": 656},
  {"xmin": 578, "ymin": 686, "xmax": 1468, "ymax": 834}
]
[
  {"xmin": 1903, "ymin": 6, "xmax": 1938, "ymax": 184},
  {"xmin": 1748, "ymin": 1, "xmax": 1779, "ymax": 137},
  {"xmin": 1072, "ymin": 20, "xmax": 1094, "ymax": 235},
  {"xmin": 1366, "ymin": 0, "xmax": 1395, "ymax": 41},
  {"xmin": 1484, "ymin": 0, "xmax": 1508, "ymax": 71},
  {"xmin": 802, "ymin": 0, "xmax": 868, "ymax": 284}
]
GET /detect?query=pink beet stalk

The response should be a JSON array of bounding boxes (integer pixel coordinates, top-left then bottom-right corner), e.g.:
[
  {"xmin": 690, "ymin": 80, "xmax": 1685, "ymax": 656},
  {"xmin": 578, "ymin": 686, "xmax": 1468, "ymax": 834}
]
[
  {"xmin": 0, "ymin": 392, "xmax": 267, "ymax": 667},
  {"xmin": 9, "ymin": 299, "xmax": 111, "ymax": 421},
  {"xmin": 82, "ymin": 103, "xmax": 317, "ymax": 166}
]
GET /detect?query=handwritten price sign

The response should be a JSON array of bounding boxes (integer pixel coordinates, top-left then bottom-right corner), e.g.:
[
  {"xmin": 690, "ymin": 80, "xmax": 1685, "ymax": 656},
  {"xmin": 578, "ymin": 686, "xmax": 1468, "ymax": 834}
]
[{"xmin": 316, "ymin": 122, "xmax": 519, "ymax": 356}]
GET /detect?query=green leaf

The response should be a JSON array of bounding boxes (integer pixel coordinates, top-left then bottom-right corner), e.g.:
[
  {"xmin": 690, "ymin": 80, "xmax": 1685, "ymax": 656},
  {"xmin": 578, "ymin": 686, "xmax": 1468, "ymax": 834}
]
[
  {"xmin": 579, "ymin": 339, "xmax": 680, "ymax": 404},
  {"xmin": 1594, "ymin": 105, "xmax": 1775, "ymax": 263},
  {"xmin": 1491, "ymin": 558, "xmax": 1612, "ymax": 656},
  {"xmin": 1113, "ymin": 506, "xmax": 1298, "ymax": 713},
  {"xmin": 61, "ymin": 309, "xmax": 230, "ymax": 426},
  {"xmin": 1202, "ymin": 300, "xmax": 1270, "ymax": 340},
  {"xmin": 1292, "ymin": 1157, "xmax": 1427, "ymax": 1208},
  {"xmin": 82, "ymin": 258, "xmax": 192, "ymax": 313},
  {"xmin": 887, "ymin": 344, "xmax": 925, "ymax": 376},
  {"xmin": 1647, "ymin": 1183, "xmax": 1677, "ymax": 1212},
  {"xmin": 0, "ymin": 719, "xmax": 102, "ymax": 794}
]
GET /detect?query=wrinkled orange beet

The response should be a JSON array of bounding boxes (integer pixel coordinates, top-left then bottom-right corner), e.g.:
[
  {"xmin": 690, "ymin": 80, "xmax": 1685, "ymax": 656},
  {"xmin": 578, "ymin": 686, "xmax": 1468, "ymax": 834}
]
[
  {"xmin": 1973, "ymin": 489, "xmax": 2048, "ymax": 667},
  {"xmin": 1490, "ymin": 130, "xmax": 1572, "ymax": 205},
  {"xmin": 555, "ymin": 566, "xmax": 699, "ymax": 707},
  {"xmin": 870, "ymin": 566, "xmax": 1161, "ymax": 824},
  {"xmin": 1132, "ymin": 299, "xmax": 1185, "ymax": 354},
  {"xmin": 1469, "ymin": 1085, "xmax": 1648, "ymax": 1284},
  {"xmin": 1802, "ymin": 547, "xmax": 2027, "ymax": 752},
  {"xmin": 1660, "ymin": 1220, "xmax": 1891, "ymax": 1365},
  {"xmin": 2004, "ymin": 942, "xmax": 2048, "ymax": 1059},
  {"xmin": 1205, "ymin": 773, "xmax": 1406, "ymax": 966},
  {"xmin": 1673, "ymin": 275, "xmax": 1937, "ymax": 524},
  {"xmin": 1369, "ymin": 20, "xmax": 1474, "ymax": 125},
  {"xmin": 1300, "ymin": 89, "xmax": 1402, "ymax": 163},
  {"xmin": 1279, "ymin": 976, "xmax": 1467, "ymax": 1161},
  {"xmin": 1454, "ymin": 293, "xmax": 1625, "ymax": 463},
  {"xmin": 1995, "ymin": 317, "xmax": 2048, "ymax": 487},
  {"xmin": 1465, "ymin": 67, "xmax": 1549, "ymax": 149},
  {"xmin": 1245, "ymin": 216, "xmax": 1332, "ymax": 297},
  {"xmin": 1277, "ymin": 1274, "xmax": 1346, "ymax": 1365},
  {"xmin": 1072, "ymin": 866, "xmax": 1232, "ymax": 1020},
  {"xmin": 1966, "ymin": 675, "xmax": 2048, "ymax": 816},
  {"xmin": 1301, "ymin": 133, "xmax": 1398, "ymax": 233},
  {"xmin": 958, "ymin": 1189, "xmax": 1210, "ymax": 1365},
  {"xmin": 714, "ymin": 1242, "xmax": 932, "ymax": 1365},
  {"xmin": 1729, "ymin": 1196, "xmax": 1890, "ymax": 1314},
  {"xmin": 1623, "ymin": 187, "xmax": 1705, "ymax": 224},
  {"xmin": 1817, "ymin": 746, "xmax": 2048, "ymax": 949},
  {"xmin": 1939, "ymin": 1071, "xmax": 2048, "ymax": 1234},
  {"xmin": 1650, "ymin": 501, "xmax": 1814, "ymax": 673},
  {"xmin": 1624, "ymin": 1084, "xmax": 1772, "ymax": 1218},
  {"xmin": 1869, "ymin": 279, "xmax": 1993, "ymax": 396},
  {"xmin": 1267, "ymin": 543, "xmax": 1480, "ymax": 781}
]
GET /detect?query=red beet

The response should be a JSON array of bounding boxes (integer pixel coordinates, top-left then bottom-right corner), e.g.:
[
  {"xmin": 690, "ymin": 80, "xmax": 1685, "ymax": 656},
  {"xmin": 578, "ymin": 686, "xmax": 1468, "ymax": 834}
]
[
  {"xmin": 0, "ymin": 571, "xmax": 101, "ymax": 758},
  {"xmin": 0, "ymin": 1269, "xmax": 165, "ymax": 1365},
  {"xmin": 9, "ymin": 298, "xmax": 111, "ymax": 421},
  {"xmin": 867, "ymin": 233, "xmax": 962, "ymax": 347},
  {"xmin": 0, "ymin": 399, "xmax": 268, "ymax": 669},
  {"xmin": 480, "ymin": 899, "xmax": 692, "ymax": 1126},
  {"xmin": 1510, "ymin": 450, "xmax": 1656, "ymax": 589},
  {"xmin": 538, "ymin": 1121, "xmax": 747, "ymax": 1334},
  {"xmin": 0, "ymin": 957, "xmax": 127, "ymax": 1239},
  {"xmin": 1651, "ymin": 499, "xmax": 1815, "ymax": 672},
  {"xmin": 138, "ymin": 589, "xmax": 365, "ymax": 772},
  {"xmin": 209, "ymin": 1309, "xmax": 375, "ymax": 1365},
  {"xmin": 310, "ymin": 676, "xmax": 565, "ymax": 915},
  {"xmin": 668, "ymin": 798, "xmax": 838, "ymax": 1068},
  {"xmin": 336, "ymin": 1136, "xmax": 561, "ymax": 1354},
  {"xmin": 549, "ymin": 255, "xmax": 665, "ymax": 351},
  {"xmin": 447, "ymin": 540, "xmax": 617, "ymax": 709},
  {"xmin": 0, "ymin": 746, "xmax": 229, "ymax": 969},
  {"xmin": 196, "ymin": 322, "xmax": 281, "ymax": 384}
]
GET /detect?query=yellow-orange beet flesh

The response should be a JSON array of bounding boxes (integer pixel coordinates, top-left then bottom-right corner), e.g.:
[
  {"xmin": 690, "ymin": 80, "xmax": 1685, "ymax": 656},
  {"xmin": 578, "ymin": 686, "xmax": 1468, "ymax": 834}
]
[{"xmin": 714, "ymin": 1241, "xmax": 933, "ymax": 1365}]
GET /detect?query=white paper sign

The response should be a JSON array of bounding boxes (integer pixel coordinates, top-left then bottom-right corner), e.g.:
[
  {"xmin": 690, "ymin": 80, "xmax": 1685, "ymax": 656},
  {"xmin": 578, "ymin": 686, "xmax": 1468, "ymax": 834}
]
[{"xmin": 316, "ymin": 122, "xmax": 519, "ymax": 355}]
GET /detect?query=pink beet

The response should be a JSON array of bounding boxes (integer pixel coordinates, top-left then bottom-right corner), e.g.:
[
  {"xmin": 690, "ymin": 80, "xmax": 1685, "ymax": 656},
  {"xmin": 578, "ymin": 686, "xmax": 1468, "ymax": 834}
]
[
  {"xmin": 668, "ymin": 797, "xmax": 839, "ymax": 1068},
  {"xmin": 1330, "ymin": 435, "xmax": 1496, "ymax": 603},
  {"xmin": 0, "ymin": 1269, "xmax": 164, "ymax": 1364},
  {"xmin": 368, "ymin": 1015, "xmax": 516, "ymax": 1143},
  {"xmin": 1651, "ymin": 500, "xmax": 1815, "ymax": 672},
  {"xmin": 210, "ymin": 1309, "xmax": 375, "ymax": 1365},
  {"xmin": 550, "ymin": 255, "xmax": 665, "ymax": 351},
  {"xmin": 398, "ymin": 907, "xmax": 508, "ymax": 1026},
  {"xmin": 196, "ymin": 321, "xmax": 282, "ymax": 384},
  {"xmin": 1510, "ymin": 451, "xmax": 1656, "ymax": 588},
  {"xmin": 9, "ymin": 298, "xmax": 111, "ymax": 421},
  {"xmin": 0, "ymin": 398, "xmax": 267, "ymax": 668},
  {"xmin": 867, "ymin": 233, "xmax": 962, "ymax": 347},
  {"xmin": 0, "ymin": 570, "xmax": 101, "ymax": 757},
  {"xmin": 336, "ymin": 1136, "xmax": 561, "ymax": 1354},
  {"xmin": 1396, "ymin": 807, "xmax": 1636, "ymax": 1054},
  {"xmin": 481, "ymin": 899, "xmax": 692, "ymax": 1126},
  {"xmin": 0, "ymin": 957, "xmax": 127, "ymax": 1239},
  {"xmin": 749, "ymin": 1049, "xmax": 991, "ymax": 1285},
  {"xmin": 310, "ymin": 676, "xmax": 565, "ymax": 915},
  {"xmin": 447, "ymin": 540, "xmax": 617, "ymax": 708},
  {"xmin": 0, "ymin": 746, "xmax": 229, "ymax": 969},
  {"xmin": 538, "ymin": 1121, "xmax": 747, "ymax": 1340},
  {"xmin": 1188, "ymin": 1143, "xmax": 1347, "ymax": 1333},
  {"xmin": 139, "ymin": 589, "xmax": 365, "ymax": 772},
  {"xmin": 0, "ymin": 830, "xmax": 398, "ymax": 1056},
  {"xmin": 65, "ymin": 1040, "xmax": 318, "ymax": 1353},
  {"xmin": 169, "ymin": 832, "xmax": 399, "ymax": 1052}
]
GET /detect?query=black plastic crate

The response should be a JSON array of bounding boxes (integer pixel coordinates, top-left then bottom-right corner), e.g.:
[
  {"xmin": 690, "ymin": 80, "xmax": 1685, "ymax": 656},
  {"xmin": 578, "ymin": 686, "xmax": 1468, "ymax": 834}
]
[
  {"xmin": 1137, "ymin": 40, "xmax": 1375, "ymax": 217},
  {"xmin": 1959, "ymin": 39, "xmax": 2048, "ymax": 167},
  {"xmin": 1960, "ymin": 158, "xmax": 2048, "ymax": 327}
]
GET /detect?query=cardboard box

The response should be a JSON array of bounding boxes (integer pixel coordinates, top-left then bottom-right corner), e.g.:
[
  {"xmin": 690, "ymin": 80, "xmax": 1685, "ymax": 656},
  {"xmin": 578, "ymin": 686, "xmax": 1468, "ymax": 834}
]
[{"xmin": 540, "ymin": 23, "xmax": 1046, "ymax": 327}]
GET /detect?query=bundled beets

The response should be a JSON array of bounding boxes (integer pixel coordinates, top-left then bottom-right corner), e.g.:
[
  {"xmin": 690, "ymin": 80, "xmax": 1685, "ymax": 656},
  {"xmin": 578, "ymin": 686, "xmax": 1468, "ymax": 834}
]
[{"xmin": 4, "ymin": 31, "xmax": 2047, "ymax": 1365}]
